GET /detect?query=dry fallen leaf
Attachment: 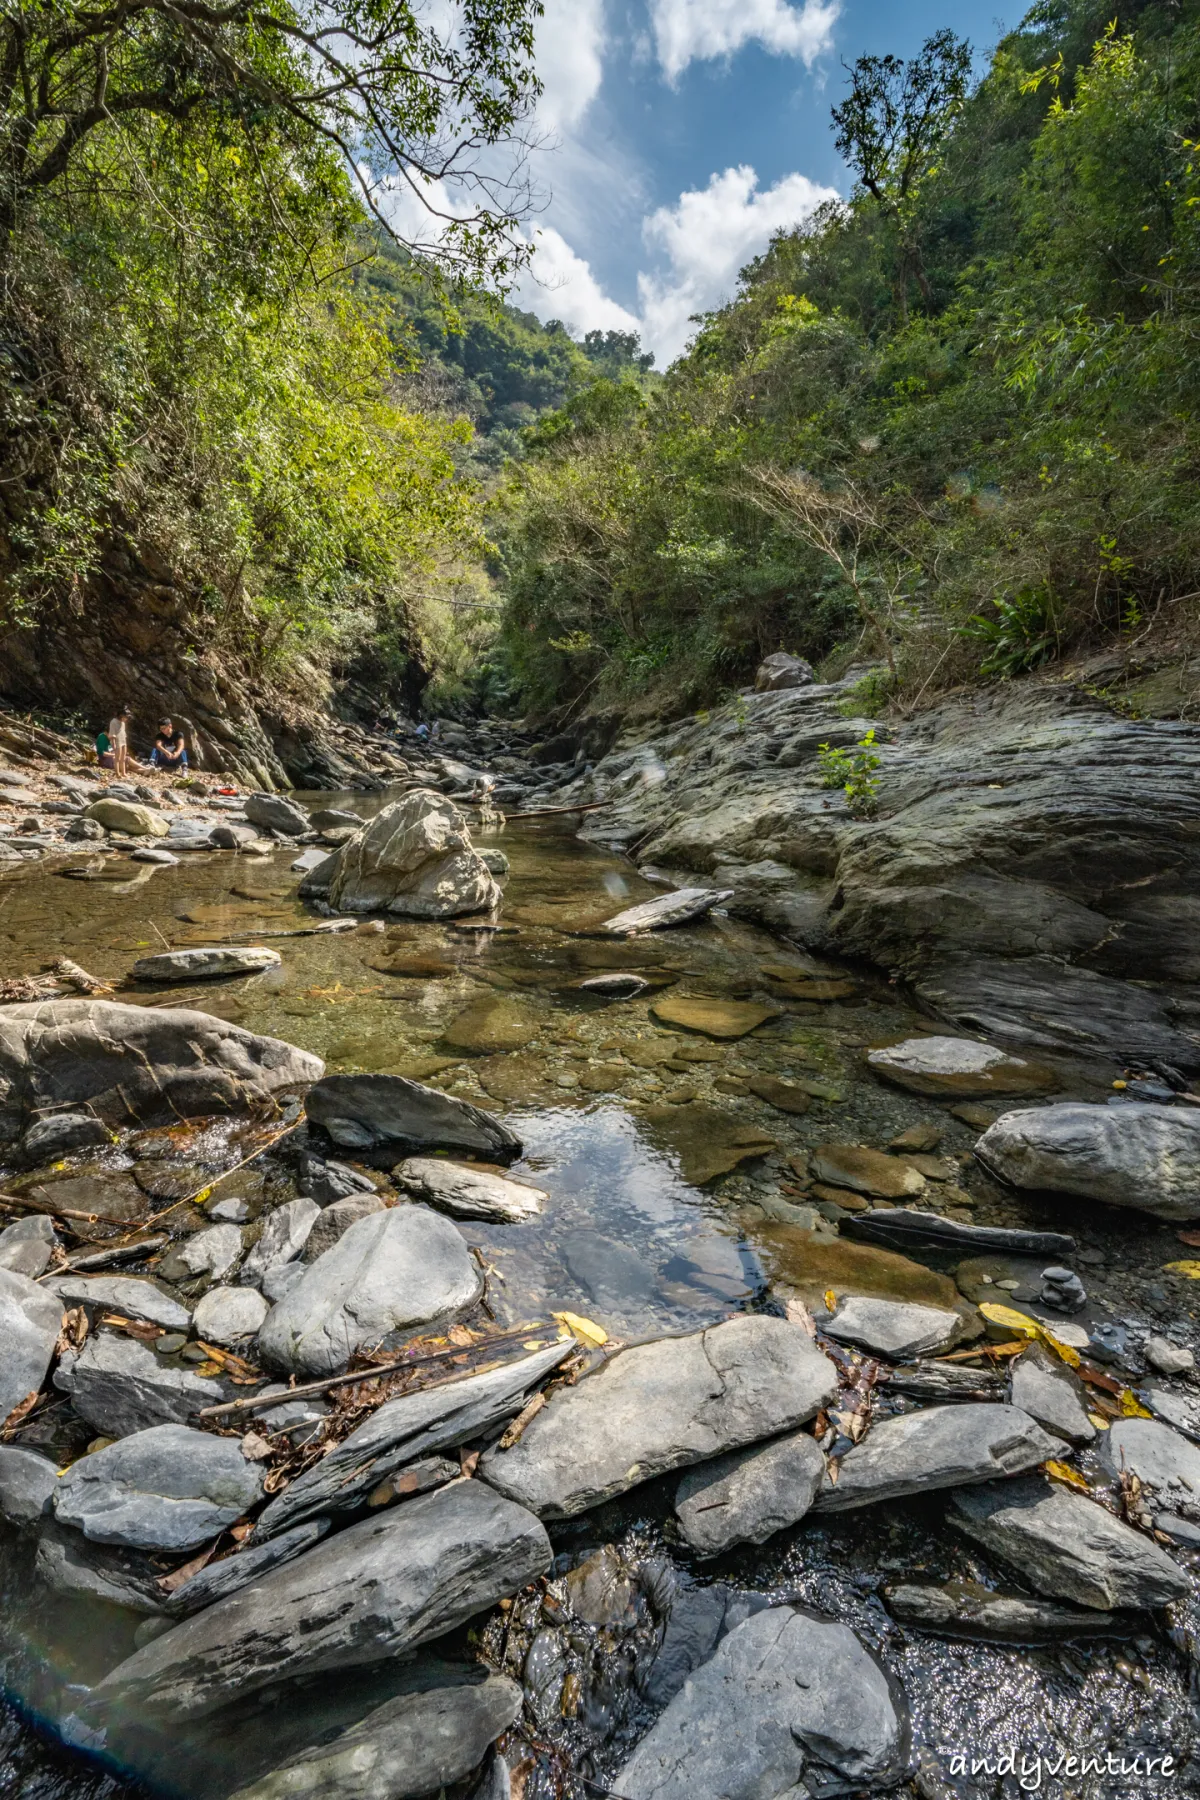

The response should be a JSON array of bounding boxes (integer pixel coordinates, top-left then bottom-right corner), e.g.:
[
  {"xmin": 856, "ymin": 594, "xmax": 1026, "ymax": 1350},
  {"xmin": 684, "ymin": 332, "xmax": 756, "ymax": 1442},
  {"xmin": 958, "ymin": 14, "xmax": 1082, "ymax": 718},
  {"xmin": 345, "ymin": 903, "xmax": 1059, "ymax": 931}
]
[
  {"xmin": 824, "ymin": 1289, "xmax": 838, "ymax": 1314},
  {"xmin": 785, "ymin": 1299, "xmax": 817, "ymax": 1337},
  {"xmin": 459, "ymin": 1449, "xmax": 480, "ymax": 1478},
  {"xmin": 1163, "ymin": 1260, "xmax": 1200, "ymax": 1279},
  {"xmin": 240, "ymin": 1431, "xmax": 274, "ymax": 1462},
  {"xmin": 1043, "ymin": 1459, "xmax": 1091, "ymax": 1493},
  {"xmin": 552, "ymin": 1310, "xmax": 608, "ymax": 1348}
]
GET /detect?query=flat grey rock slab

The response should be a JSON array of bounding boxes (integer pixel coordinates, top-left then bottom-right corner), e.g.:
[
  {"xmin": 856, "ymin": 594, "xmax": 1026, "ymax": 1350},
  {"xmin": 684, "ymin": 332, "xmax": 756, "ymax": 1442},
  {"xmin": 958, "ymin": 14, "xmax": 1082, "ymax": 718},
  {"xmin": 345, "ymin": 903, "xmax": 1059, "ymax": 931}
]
[
  {"xmin": 948, "ymin": 1476, "xmax": 1189, "ymax": 1609},
  {"xmin": 84, "ymin": 1481, "xmax": 551, "ymax": 1727},
  {"xmin": 257, "ymin": 1204, "xmax": 482, "ymax": 1377},
  {"xmin": 17, "ymin": 1110, "xmax": 111, "ymax": 1163},
  {"xmin": 675, "ymin": 1430, "xmax": 825, "ymax": 1556},
  {"xmin": 481, "ymin": 1316, "xmax": 838, "ymax": 1519},
  {"xmin": 35, "ymin": 1520, "xmax": 164, "ymax": 1615},
  {"xmin": 0, "ymin": 1267, "xmax": 62, "ymax": 1424},
  {"xmin": 302, "ymin": 1192, "xmax": 386, "ymax": 1260},
  {"xmin": 0, "ymin": 1212, "xmax": 56, "ymax": 1277},
  {"xmin": 1010, "ymin": 1344, "xmax": 1096, "ymax": 1445},
  {"xmin": 54, "ymin": 1331, "xmax": 221, "ymax": 1436},
  {"xmin": 883, "ymin": 1579, "xmax": 1127, "ymax": 1643},
  {"xmin": 129, "ymin": 846, "xmax": 179, "ymax": 865},
  {"xmin": 393, "ymin": 1157, "xmax": 545, "ymax": 1222},
  {"xmin": 165, "ymin": 1518, "xmax": 331, "ymax": 1619},
  {"xmin": 225, "ymin": 1661, "xmax": 522, "ymax": 1800},
  {"xmin": 615, "ymin": 1606, "xmax": 907, "ymax": 1800},
  {"xmin": 239, "ymin": 1198, "xmax": 320, "ymax": 1285},
  {"xmin": 601, "ymin": 888, "xmax": 734, "ymax": 936},
  {"xmin": 0, "ymin": 999, "xmax": 322, "ymax": 1140},
  {"xmin": 825, "ymin": 1296, "xmax": 958, "ymax": 1359},
  {"xmin": 47, "ymin": 1275, "xmax": 190, "ymax": 1330},
  {"xmin": 814, "ymin": 1405, "xmax": 1058, "ymax": 1512},
  {"xmin": 0, "ymin": 1444, "xmax": 57, "ymax": 1529},
  {"xmin": 867, "ymin": 1036, "xmax": 1056, "ymax": 1098},
  {"xmin": 244, "ymin": 794, "xmax": 310, "ymax": 836},
  {"xmin": 1145, "ymin": 1335, "xmax": 1195, "ymax": 1374},
  {"xmin": 845, "ymin": 1208, "xmax": 1075, "ymax": 1258},
  {"xmin": 192, "ymin": 1285, "xmax": 269, "ymax": 1345},
  {"xmin": 161, "ymin": 1222, "xmax": 243, "ymax": 1282},
  {"xmin": 976, "ymin": 1102, "xmax": 1200, "ymax": 1221},
  {"xmin": 131, "ymin": 947, "xmax": 281, "ymax": 982},
  {"xmin": 1142, "ymin": 1381, "xmax": 1200, "ymax": 1436},
  {"xmin": 306, "ymin": 1073, "xmax": 520, "ymax": 1163},
  {"xmin": 1100, "ymin": 1417, "xmax": 1200, "ymax": 1509},
  {"xmin": 54, "ymin": 1423, "xmax": 264, "ymax": 1552},
  {"xmin": 254, "ymin": 1341, "xmax": 571, "ymax": 1538}
]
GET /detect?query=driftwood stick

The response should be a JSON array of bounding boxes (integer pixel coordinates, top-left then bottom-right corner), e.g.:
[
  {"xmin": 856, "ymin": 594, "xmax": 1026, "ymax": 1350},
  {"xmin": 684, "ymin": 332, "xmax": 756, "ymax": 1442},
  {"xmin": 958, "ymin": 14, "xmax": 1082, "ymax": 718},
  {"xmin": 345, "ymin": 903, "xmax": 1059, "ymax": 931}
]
[{"xmin": 506, "ymin": 800, "xmax": 613, "ymax": 820}]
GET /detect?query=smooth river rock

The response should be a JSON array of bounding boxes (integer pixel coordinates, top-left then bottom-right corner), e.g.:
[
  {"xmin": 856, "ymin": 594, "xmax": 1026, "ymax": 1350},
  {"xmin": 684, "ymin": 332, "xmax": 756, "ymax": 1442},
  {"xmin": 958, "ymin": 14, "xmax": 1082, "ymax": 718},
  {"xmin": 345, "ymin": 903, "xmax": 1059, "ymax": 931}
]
[
  {"xmin": 131, "ymin": 947, "xmax": 282, "ymax": 983},
  {"xmin": 301, "ymin": 1193, "xmax": 386, "ymax": 1261},
  {"xmin": 480, "ymin": 1316, "xmax": 838, "ymax": 1518},
  {"xmin": 393, "ymin": 1157, "xmax": 545, "ymax": 1222},
  {"xmin": 54, "ymin": 1332, "xmax": 222, "ymax": 1436},
  {"xmin": 161, "ymin": 1222, "xmax": 243, "ymax": 1283},
  {"xmin": 225, "ymin": 1662, "xmax": 522, "ymax": 1800},
  {"xmin": 54, "ymin": 1424, "xmax": 264, "ymax": 1552},
  {"xmin": 615, "ymin": 1606, "xmax": 907, "ymax": 1800},
  {"xmin": 84, "ymin": 1482, "xmax": 551, "ymax": 1725},
  {"xmin": 601, "ymin": 888, "xmax": 734, "ymax": 935},
  {"xmin": 814, "ymin": 1405, "xmax": 1058, "ymax": 1511},
  {"xmin": 257, "ymin": 1204, "xmax": 482, "ymax": 1377},
  {"xmin": 976, "ymin": 1102, "xmax": 1200, "ymax": 1220},
  {"xmin": 948, "ymin": 1477, "xmax": 1189, "ymax": 1609},
  {"xmin": 83, "ymin": 799, "xmax": 170, "ymax": 837},
  {"xmin": 867, "ymin": 1036, "xmax": 1058, "ymax": 1098},
  {"xmin": 675, "ymin": 1430, "xmax": 826, "ymax": 1556},
  {"xmin": 305, "ymin": 1072, "xmax": 521, "ymax": 1164},
  {"xmin": 825, "ymin": 1295, "xmax": 959, "ymax": 1359},
  {"xmin": 192, "ymin": 1285, "xmax": 270, "ymax": 1346},
  {"xmin": 326, "ymin": 791, "xmax": 500, "ymax": 919},
  {"xmin": 0, "ymin": 1444, "xmax": 57, "ymax": 1529},
  {"xmin": 0, "ymin": 999, "xmax": 322, "ymax": 1140},
  {"xmin": 1010, "ymin": 1343, "xmax": 1096, "ymax": 1446},
  {"xmin": 0, "ymin": 1213, "xmax": 56, "ymax": 1277},
  {"xmin": 0, "ymin": 1267, "xmax": 62, "ymax": 1424},
  {"xmin": 649, "ymin": 994, "xmax": 779, "ymax": 1039}
]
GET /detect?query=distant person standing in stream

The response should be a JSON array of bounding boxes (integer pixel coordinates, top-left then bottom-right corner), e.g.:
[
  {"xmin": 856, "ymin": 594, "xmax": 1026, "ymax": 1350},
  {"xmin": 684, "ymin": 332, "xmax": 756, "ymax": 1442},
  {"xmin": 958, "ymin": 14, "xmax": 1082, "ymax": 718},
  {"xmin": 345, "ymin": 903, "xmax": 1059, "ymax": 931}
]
[
  {"xmin": 150, "ymin": 717, "xmax": 188, "ymax": 774},
  {"xmin": 106, "ymin": 705, "xmax": 132, "ymax": 777}
]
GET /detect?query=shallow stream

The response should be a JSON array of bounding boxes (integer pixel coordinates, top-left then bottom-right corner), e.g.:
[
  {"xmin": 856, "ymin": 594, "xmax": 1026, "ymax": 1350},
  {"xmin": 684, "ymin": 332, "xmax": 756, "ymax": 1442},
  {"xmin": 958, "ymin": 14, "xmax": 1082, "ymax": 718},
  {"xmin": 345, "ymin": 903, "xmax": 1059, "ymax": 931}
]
[{"xmin": 1, "ymin": 791, "xmax": 1198, "ymax": 1798}]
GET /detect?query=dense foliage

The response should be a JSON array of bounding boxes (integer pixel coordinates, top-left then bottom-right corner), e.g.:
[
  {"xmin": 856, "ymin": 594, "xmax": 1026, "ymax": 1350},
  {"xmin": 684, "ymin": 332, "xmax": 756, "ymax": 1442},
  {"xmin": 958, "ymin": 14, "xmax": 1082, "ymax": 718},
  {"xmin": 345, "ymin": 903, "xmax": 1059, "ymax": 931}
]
[{"xmin": 498, "ymin": 0, "xmax": 1200, "ymax": 715}]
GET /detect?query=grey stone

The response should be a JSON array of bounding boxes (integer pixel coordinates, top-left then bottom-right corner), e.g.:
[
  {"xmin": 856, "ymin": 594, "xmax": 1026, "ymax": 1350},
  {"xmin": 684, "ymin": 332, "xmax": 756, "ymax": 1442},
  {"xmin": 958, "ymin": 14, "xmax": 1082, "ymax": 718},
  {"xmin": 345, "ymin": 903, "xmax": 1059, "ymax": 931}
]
[
  {"xmin": 948, "ymin": 1477, "xmax": 1189, "ymax": 1609},
  {"xmin": 302, "ymin": 1192, "xmax": 386, "ymax": 1260},
  {"xmin": 257, "ymin": 1203, "xmax": 482, "ymax": 1377},
  {"xmin": 639, "ymin": 1581, "xmax": 770, "ymax": 1708},
  {"xmin": 54, "ymin": 1331, "xmax": 222, "ymax": 1436},
  {"xmin": 298, "ymin": 1156, "xmax": 378, "ymax": 1207},
  {"xmin": 1145, "ymin": 1335, "xmax": 1196, "ymax": 1374},
  {"xmin": 244, "ymin": 794, "xmax": 310, "ymax": 837},
  {"xmin": 308, "ymin": 809, "xmax": 364, "ymax": 832},
  {"xmin": 131, "ymin": 947, "xmax": 282, "ymax": 982},
  {"xmin": 253, "ymin": 1342, "xmax": 570, "ymax": 1538},
  {"xmin": 867, "ymin": 1036, "xmax": 1056, "ymax": 1099},
  {"xmin": 755, "ymin": 652, "xmax": 814, "ymax": 692},
  {"xmin": 883, "ymin": 1579, "xmax": 1126, "ymax": 1643},
  {"xmin": 0, "ymin": 1211, "xmax": 57, "ymax": 1277},
  {"xmin": 393, "ymin": 1157, "xmax": 545, "ymax": 1222},
  {"xmin": 240, "ymin": 1197, "xmax": 320, "ymax": 1284},
  {"xmin": 35, "ymin": 1520, "xmax": 164, "ymax": 1615},
  {"xmin": 0, "ymin": 1444, "xmax": 57, "ymax": 1528},
  {"xmin": 1100, "ymin": 1416, "xmax": 1200, "ymax": 1509},
  {"xmin": 54, "ymin": 1424, "xmax": 264, "ymax": 1552},
  {"xmin": 192, "ymin": 1285, "xmax": 269, "ymax": 1345},
  {"xmin": 478, "ymin": 847, "xmax": 510, "ymax": 876},
  {"xmin": 165, "ymin": 1519, "xmax": 332, "ymax": 1619},
  {"xmin": 1155, "ymin": 1513, "xmax": 1200, "ymax": 1549},
  {"xmin": 601, "ymin": 887, "xmax": 734, "ymax": 935},
  {"xmin": 616, "ymin": 1606, "xmax": 907, "ymax": 1800},
  {"xmin": 0, "ymin": 999, "xmax": 322, "ymax": 1142},
  {"xmin": 306, "ymin": 1073, "xmax": 521, "ymax": 1164},
  {"xmin": 481, "ymin": 1316, "xmax": 838, "ymax": 1519},
  {"xmin": 0, "ymin": 1267, "xmax": 62, "ymax": 1424},
  {"xmin": 162, "ymin": 1222, "xmax": 243, "ymax": 1282},
  {"xmin": 324, "ymin": 791, "xmax": 500, "ymax": 919},
  {"xmin": 130, "ymin": 846, "xmax": 180, "ymax": 865},
  {"xmin": 84, "ymin": 799, "xmax": 170, "ymax": 837},
  {"xmin": 976, "ymin": 1103, "xmax": 1200, "ymax": 1221},
  {"xmin": 210, "ymin": 823, "xmax": 260, "ymax": 850},
  {"xmin": 814, "ymin": 1405, "xmax": 1058, "ymax": 1512},
  {"xmin": 1141, "ymin": 1380, "xmax": 1200, "ymax": 1435},
  {"xmin": 825, "ymin": 1296, "xmax": 959, "ymax": 1360},
  {"xmin": 225, "ymin": 1662, "xmax": 522, "ymax": 1800},
  {"xmin": 580, "ymin": 972, "xmax": 650, "ymax": 998},
  {"xmin": 47, "ymin": 1275, "xmax": 190, "ymax": 1329},
  {"xmin": 210, "ymin": 1198, "xmax": 250, "ymax": 1222},
  {"xmin": 1010, "ymin": 1344, "xmax": 1096, "ymax": 1445},
  {"xmin": 83, "ymin": 1481, "xmax": 551, "ymax": 1725},
  {"xmin": 263, "ymin": 1261, "xmax": 307, "ymax": 1303},
  {"xmin": 845, "ymin": 1208, "xmax": 1075, "ymax": 1258},
  {"xmin": 65, "ymin": 818, "xmax": 106, "ymax": 842},
  {"xmin": 294, "ymin": 846, "xmax": 339, "ymax": 885},
  {"xmin": 17, "ymin": 1111, "xmax": 111, "ymax": 1162},
  {"xmin": 675, "ymin": 1430, "xmax": 826, "ymax": 1556}
]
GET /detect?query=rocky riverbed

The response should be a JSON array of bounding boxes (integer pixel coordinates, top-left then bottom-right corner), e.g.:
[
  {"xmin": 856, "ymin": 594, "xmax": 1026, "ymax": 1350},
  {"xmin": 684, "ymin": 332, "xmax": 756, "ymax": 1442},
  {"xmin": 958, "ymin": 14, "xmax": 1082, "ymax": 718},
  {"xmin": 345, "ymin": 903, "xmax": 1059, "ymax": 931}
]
[{"xmin": 1, "ymin": 704, "xmax": 1200, "ymax": 1800}]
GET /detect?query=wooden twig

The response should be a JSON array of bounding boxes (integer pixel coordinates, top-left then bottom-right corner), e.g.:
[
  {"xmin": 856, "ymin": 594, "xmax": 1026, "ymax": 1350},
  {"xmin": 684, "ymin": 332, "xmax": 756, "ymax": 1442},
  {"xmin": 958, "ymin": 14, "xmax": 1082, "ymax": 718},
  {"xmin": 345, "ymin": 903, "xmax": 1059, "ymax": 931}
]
[
  {"xmin": 506, "ymin": 800, "xmax": 613, "ymax": 820},
  {"xmin": 0, "ymin": 1190, "xmax": 131, "ymax": 1226}
]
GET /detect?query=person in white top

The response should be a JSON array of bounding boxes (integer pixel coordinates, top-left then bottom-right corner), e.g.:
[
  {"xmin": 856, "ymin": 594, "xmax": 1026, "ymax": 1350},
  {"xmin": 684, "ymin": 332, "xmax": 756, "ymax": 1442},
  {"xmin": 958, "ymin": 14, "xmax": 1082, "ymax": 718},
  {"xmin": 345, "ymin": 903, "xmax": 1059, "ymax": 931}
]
[{"xmin": 107, "ymin": 706, "xmax": 132, "ymax": 778}]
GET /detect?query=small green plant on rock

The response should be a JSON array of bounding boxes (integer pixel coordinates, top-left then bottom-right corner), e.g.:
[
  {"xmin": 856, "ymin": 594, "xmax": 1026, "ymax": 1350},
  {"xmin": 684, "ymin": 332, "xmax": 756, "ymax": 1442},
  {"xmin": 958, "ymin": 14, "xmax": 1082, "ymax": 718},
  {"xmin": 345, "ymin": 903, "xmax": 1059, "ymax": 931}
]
[{"xmin": 817, "ymin": 729, "xmax": 881, "ymax": 815}]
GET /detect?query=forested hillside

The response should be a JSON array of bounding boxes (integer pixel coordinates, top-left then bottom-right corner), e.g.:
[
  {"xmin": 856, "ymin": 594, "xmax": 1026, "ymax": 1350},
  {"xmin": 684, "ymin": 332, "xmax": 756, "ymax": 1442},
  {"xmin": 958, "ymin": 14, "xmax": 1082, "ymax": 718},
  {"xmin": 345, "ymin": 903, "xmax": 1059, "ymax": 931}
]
[{"xmin": 499, "ymin": 0, "xmax": 1200, "ymax": 717}]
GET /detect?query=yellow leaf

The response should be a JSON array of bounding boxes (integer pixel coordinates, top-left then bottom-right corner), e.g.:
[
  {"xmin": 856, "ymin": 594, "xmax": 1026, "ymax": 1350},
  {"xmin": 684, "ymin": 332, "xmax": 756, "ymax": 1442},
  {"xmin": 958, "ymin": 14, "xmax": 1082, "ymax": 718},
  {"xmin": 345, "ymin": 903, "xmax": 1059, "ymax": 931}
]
[
  {"xmin": 1043, "ymin": 1460, "xmax": 1091, "ymax": 1492},
  {"xmin": 979, "ymin": 1301, "xmax": 1039, "ymax": 1337},
  {"xmin": 1038, "ymin": 1327, "xmax": 1082, "ymax": 1369},
  {"xmin": 824, "ymin": 1289, "xmax": 838, "ymax": 1313},
  {"xmin": 1088, "ymin": 1413, "xmax": 1109, "ymax": 1430},
  {"xmin": 1119, "ymin": 1388, "xmax": 1154, "ymax": 1419},
  {"xmin": 552, "ymin": 1310, "xmax": 608, "ymax": 1348},
  {"xmin": 1162, "ymin": 1260, "xmax": 1200, "ymax": 1278}
]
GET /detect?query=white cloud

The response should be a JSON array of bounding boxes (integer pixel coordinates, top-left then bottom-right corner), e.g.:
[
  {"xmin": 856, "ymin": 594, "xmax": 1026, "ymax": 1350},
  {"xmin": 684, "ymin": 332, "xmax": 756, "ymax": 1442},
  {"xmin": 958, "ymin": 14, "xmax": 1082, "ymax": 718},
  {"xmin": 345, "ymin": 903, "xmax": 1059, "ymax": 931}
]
[
  {"xmin": 637, "ymin": 163, "xmax": 836, "ymax": 361},
  {"xmin": 535, "ymin": 0, "xmax": 606, "ymax": 132},
  {"xmin": 513, "ymin": 226, "xmax": 642, "ymax": 338},
  {"xmin": 650, "ymin": 0, "xmax": 840, "ymax": 82}
]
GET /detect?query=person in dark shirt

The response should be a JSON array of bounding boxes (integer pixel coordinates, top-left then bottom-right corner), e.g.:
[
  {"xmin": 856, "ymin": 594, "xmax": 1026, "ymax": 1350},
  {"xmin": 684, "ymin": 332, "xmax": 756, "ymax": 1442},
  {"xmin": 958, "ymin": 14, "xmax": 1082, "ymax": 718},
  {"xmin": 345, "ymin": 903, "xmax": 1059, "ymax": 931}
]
[{"xmin": 151, "ymin": 718, "xmax": 188, "ymax": 773}]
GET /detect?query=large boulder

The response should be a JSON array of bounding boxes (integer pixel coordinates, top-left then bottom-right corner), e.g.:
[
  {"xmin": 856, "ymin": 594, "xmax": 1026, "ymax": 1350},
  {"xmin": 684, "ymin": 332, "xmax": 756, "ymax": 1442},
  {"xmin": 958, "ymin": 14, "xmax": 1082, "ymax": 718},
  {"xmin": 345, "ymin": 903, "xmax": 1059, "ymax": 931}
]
[
  {"xmin": 814, "ymin": 1405, "xmax": 1058, "ymax": 1511},
  {"xmin": 615, "ymin": 1607, "xmax": 907, "ymax": 1800},
  {"xmin": 305, "ymin": 1072, "xmax": 520, "ymax": 1164},
  {"xmin": 324, "ymin": 790, "xmax": 499, "ymax": 918},
  {"xmin": 0, "ymin": 1267, "xmax": 62, "ymax": 1424},
  {"xmin": 53, "ymin": 1424, "xmax": 264, "ymax": 1552},
  {"xmin": 256, "ymin": 1204, "xmax": 482, "ymax": 1377},
  {"xmin": 0, "ymin": 1000, "xmax": 322, "ymax": 1142},
  {"xmin": 975, "ymin": 1102, "xmax": 1200, "ymax": 1220},
  {"xmin": 225, "ymin": 1662, "xmax": 522, "ymax": 1800},
  {"xmin": 754, "ymin": 652, "xmax": 814, "ymax": 692},
  {"xmin": 480, "ymin": 1316, "xmax": 838, "ymax": 1518},
  {"xmin": 82, "ymin": 1482, "xmax": 551, "ymax": 1726},
  {"xmin": 83, "ymin": 799, "xmax": 170, "ymax": 837}
]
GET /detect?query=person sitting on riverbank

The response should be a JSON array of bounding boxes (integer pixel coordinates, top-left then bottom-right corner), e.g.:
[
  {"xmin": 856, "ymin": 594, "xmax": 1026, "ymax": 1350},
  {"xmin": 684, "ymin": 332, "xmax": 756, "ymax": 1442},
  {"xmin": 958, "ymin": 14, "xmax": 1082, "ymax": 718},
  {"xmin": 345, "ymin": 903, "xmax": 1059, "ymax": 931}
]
[
  {"xmin": 95, "ymin": 727, "xmax": 115, "ymax": 769},
  {"xmin": 107, "ymin": 706, "xmax": 132, "ymax": 777},
  {"xmin": 150, "ymin": 718, "xmax": 188, "ymax": 774}
]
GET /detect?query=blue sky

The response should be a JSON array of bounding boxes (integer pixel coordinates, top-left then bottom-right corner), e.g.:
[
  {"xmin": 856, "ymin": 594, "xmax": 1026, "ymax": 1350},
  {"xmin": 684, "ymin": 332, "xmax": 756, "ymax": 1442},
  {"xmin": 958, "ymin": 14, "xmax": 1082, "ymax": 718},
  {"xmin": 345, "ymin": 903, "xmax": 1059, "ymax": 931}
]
[{"xmin": 494, "ymin": 0, "xmax": 1022, "ymax": 363}]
